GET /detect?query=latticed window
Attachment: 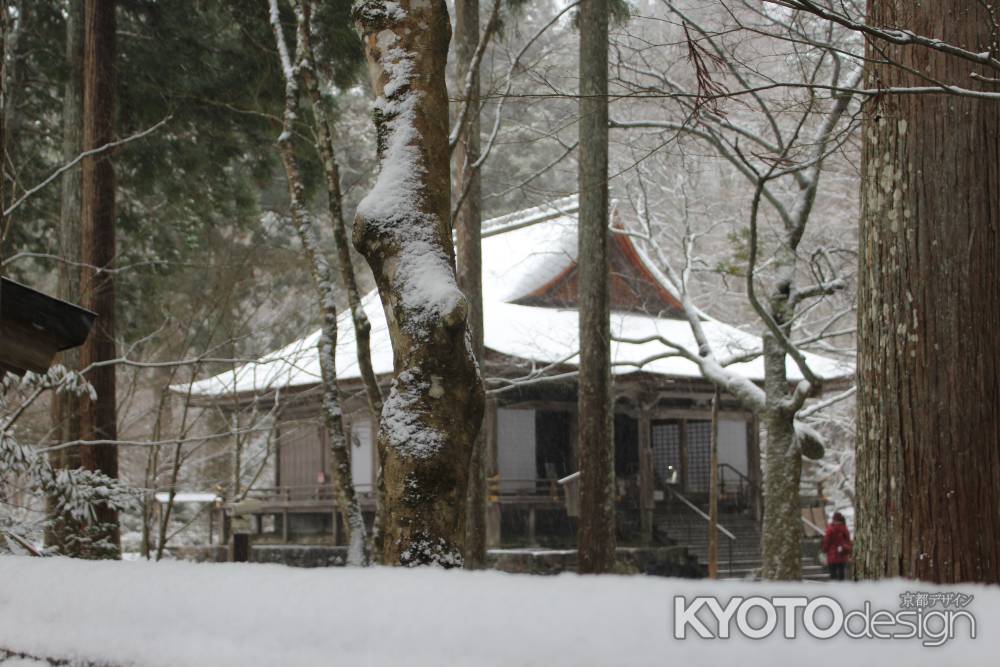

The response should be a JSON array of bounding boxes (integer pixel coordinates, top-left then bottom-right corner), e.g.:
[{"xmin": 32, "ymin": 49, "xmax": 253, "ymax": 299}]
[
  {"xmin": 685, "ymin": 420, "xmax": 712, "ymax": 493},
  {"xmin": 651, "ymin": 420, "xmax": 681, "ymax": 485},
  {"xmin": 651, "ymin": 418, "xmax": 714, "ymax": 493}
]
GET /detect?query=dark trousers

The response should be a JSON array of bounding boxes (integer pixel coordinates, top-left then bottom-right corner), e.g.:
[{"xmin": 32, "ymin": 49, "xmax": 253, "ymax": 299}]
[{"xmin": 829, "ymin": 562, "xmax": 847, "ymax": 581}]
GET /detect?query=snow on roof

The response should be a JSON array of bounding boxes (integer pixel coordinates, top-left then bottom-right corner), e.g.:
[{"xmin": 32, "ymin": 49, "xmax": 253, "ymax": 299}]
[{"xmin": 180, "ymin": 200, "xmax": 852, "ymax": 398}]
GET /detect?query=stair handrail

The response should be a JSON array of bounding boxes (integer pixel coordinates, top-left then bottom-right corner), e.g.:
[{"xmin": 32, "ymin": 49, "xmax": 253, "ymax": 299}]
[
  {"xmin": 801, "ymin": 515, "xmax": 825, "ymax": 536},
  {"xmin": 717, "ymin": 463, "xmax": 757, "ymax": 493},
  {"xmin": 717, "ymin": 463, "xmax": 762, "ymax": 521},
  {"xmin": 666, "ymin": 486, "xmax": 736, "ymax": 541}
]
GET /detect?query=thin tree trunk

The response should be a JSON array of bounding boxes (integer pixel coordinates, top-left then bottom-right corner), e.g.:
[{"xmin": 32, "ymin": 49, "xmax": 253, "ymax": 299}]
[
  {"xmin": 45, "ymin": 0, "xmax": 84, "ymax": 554},
  {"xmin": 267, "ymin": 0, "xmax": 368, "ymax": 566},
  {"xmin": 140, "ymin": 441, "xmax": 158, "ymax": 559},
  {"xmin": 294, "ymin": 2, "xmax": 382, "ymax": 418},
  {"xmin": 293, "ymin": 0, "xmax": 385, "ymax": 558},
  {"xmin": 78, "ymin": 0, "xmax": 119, "ymax": 558},
  {"xmin": 454, "ymin": 0, "xmax": 488, "ymax": 570},
  {"xmin": 856, "ymin": 0, "xmax": 1000, "ymax": 583},
  {"xmin": 759, "ymin": 325, "xmax": 803, "ymax": 580},
  {"xmin": 1, "ymin": 1, "xmax": 26, "ymax": 155},
  {"xmin": 577, "ymin": 0, "xmax": 615, "ymax": 574},
  {"xmin": 154, "ymin": 442, "xmax": 182, "ymax": 561},
  {"xmin": 353, "ymin": 0, "xmax": 484, "ymax": 566}
]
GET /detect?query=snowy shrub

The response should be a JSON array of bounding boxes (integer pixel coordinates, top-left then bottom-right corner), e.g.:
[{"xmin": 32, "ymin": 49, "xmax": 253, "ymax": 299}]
[{"xmin": 0, "ymin": 367, "xmax": 139, "ymax": 558}]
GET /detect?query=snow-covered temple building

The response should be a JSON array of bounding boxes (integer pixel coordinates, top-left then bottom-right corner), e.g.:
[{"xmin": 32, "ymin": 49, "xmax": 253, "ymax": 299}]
[{"xmin": 184, "ymin": 197, "xmax": 852, "ymax": 568}]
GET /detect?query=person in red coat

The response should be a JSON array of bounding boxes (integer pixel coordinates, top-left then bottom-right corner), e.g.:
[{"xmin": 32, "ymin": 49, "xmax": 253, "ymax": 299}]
[{"xmin": 822, "ymin": 511, "xmax": 853, "ymax": 580}]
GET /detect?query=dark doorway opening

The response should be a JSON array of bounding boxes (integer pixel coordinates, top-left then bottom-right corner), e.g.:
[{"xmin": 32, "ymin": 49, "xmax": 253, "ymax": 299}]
[
  {"xmin": 615, "ymin": 413, "xmax": 638, "ymax": 477},
  {"xmin": 536, "ymin": 410, "xmax": 572, "ymax": 480}
]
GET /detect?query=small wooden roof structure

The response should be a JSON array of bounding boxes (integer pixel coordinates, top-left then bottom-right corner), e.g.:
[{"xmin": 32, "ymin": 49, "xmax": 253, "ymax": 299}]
[{"xmin": 0, "ymin": 277, "xmax": 96, "ymax": 375}]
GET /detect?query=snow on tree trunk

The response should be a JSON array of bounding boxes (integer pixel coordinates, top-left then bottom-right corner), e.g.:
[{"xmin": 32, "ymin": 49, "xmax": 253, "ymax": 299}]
[
  {"xmin": 453, "ymin": 0, "xmax": 488, "ymax": 570},
  {"xmin": 855, "ymin": 0, "xmax": 1000, "ymax": 583},
  {"xmin": 577, "ymin": 0, "xmax": 616, "ymax": 574},
  {"xmin": 268, "ymin": 0, "xmax": 368, "ymax": 566},
  {"xmin": 78, "ymin": 0, "xmax": 120, "ymax": 558},
  {"xmin": 353, "ymin": 0, "xmax": 485, "ymax": 567}
]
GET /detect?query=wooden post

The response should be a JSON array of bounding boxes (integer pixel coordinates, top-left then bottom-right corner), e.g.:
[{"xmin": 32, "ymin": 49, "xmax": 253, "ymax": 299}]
[
  {"xmin": 707, "ymin": 389, "xmax": 720, "ymax": 579},
  {"xmin": 527, "ymin": 507, "xmax": 537, "ymax": 547},
  {"xmin": 485, "ymin": 399, "xmax": 502, "ymax": 548},
  {"xmin": 638, "ymin": 413, "xmax": 653, "ymax": 545},
  {"xmin": 747, "ymin": 416, "xmax": 762, "ymax": 523},
  {"xmin": 678, "ymin": 419, "xmax": 689, "ymax": 491}
]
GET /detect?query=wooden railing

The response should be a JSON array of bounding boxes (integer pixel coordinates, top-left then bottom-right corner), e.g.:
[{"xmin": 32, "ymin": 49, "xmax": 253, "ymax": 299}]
[
  {"xmin": 487, "ymin": 478, "xmax": 565, "ymax": 505},
  {"xmin": 243, "ymin": 483, "xmax": 377, "ymax": 507}
]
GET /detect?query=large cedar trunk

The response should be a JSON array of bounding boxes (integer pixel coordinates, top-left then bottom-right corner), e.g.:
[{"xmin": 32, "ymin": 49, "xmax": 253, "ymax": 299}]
[
  {"xmin": 353, "ymin": 0, "xmax": 485, "ymax": 566},
  {"xmin": 78, "ymin": 0, "xmax": 119, "ymax": 557},
  {"xmin": 46, "ymin": 0, "xmax": 84, "ymax": 554},
  {"xmin": 453, "ymin": 0, "xmax": 488, "ymax": 569},
  {"xmin": 576, "ymin": 0, "xmax": 616, "ymax": 574},
  {"xmin": 856, "ymin": 0, "xmax": 1000, "ymax": 582}
]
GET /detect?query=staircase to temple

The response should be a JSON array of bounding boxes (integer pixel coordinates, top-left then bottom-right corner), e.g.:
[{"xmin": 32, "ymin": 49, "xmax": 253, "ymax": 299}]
[{"xmin": 655, "ymin": 492, "xmax": 829, "ymax": 581}]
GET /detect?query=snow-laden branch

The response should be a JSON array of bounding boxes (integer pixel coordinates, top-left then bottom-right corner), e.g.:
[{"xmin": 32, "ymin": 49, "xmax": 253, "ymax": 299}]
[
  {"xmin": 766, "ymin": 0, "xmax": 1000, "ymax": 72},
  {"xmin": 798, "ymin": 384, "xmax": 857, "ymax": 419},
  {"xmin": 2, "ymin": 116, "xmax": 171, "ymax": 221}
]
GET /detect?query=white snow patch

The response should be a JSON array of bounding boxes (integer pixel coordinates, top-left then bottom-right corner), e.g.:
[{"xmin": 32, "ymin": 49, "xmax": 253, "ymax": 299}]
[
  {"xmin": 0, "ymin": 556, "xmax": 996, "ymax": 666},
  {"xmin": 380, "ymin": 369, "xmax": 446, "ymax": 459}
]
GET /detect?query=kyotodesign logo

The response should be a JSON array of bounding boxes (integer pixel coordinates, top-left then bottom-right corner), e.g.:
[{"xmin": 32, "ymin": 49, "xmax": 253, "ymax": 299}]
[{"xmin": 673, "ymin": 593, "xmax": 976, "ymax": 647}]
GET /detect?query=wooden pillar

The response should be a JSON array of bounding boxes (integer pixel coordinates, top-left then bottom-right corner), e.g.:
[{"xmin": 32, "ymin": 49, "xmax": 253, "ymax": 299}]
[
  {"xmin": 485, "ymin": 399, "xmax": 502, "ymax": 548},
  {"xmin": 282, "ymin": 510, "xmax": 289, "ymax": 543},
  {"xmin": 527, "ymin": 507, "xmax": 537, "ymax": 546},
  {"xmin": 746, "ymin": 416, "xmax": 762, "ymax": 523},
  {"xmin": 638, "ymin": 412, "xmax": 653, "ymax": 545},
  {"xmin": 707, "ymin": 389, "xmax": 720, "ymax": 579},
  {"xmin": 678, "ymin": 419, "xmax": 689, "ymax": 491}
]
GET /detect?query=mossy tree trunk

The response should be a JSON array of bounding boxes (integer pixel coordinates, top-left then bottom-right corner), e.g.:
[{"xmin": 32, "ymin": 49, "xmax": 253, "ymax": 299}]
[
  {"xmin": 577, "ymin": 0, "xmax": 616, "ymax": 574},
  {"xmin": 353, "ymin": 0, "xmax": 485, "ymax": 566}
]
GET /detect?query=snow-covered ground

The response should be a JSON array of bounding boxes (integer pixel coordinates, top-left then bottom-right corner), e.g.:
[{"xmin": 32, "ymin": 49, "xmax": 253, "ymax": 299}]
[{"xmin": 0, "ymin": 556, "xmax": 996, "ymax": 666}]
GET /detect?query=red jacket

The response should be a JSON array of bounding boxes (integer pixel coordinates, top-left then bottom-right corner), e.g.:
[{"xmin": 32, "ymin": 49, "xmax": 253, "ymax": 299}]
[{"xmin": 822, "ymin": 522, "xmax": 853, "ymax": 565}]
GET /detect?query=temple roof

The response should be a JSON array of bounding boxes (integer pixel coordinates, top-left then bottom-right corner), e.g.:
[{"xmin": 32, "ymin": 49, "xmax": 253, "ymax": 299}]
[{"xmin": 181, "ymin": 198, "xmax": 852, "ymax": 398}]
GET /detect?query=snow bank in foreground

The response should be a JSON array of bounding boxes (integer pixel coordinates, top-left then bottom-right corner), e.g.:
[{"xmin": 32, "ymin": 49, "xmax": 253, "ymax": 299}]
[{"xmin": 0, "ymin": 556, "xmax": 996, "ymax": 667}]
